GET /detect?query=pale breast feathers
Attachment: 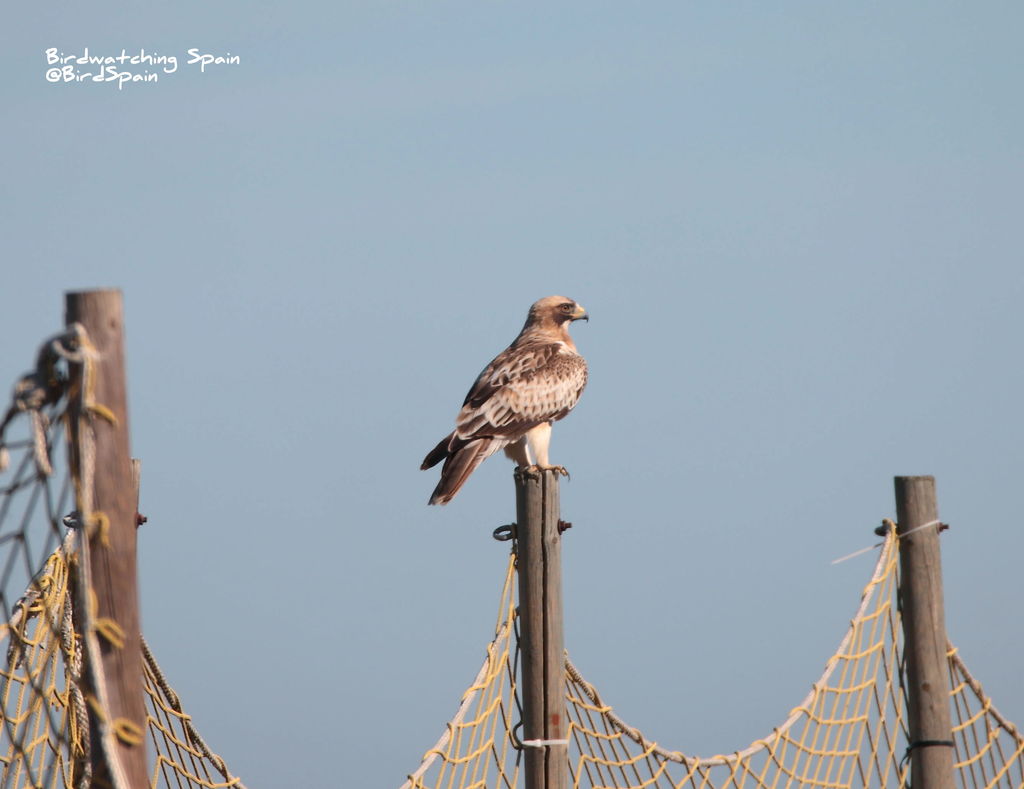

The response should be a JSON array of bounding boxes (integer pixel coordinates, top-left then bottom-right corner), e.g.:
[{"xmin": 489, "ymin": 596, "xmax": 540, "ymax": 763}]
[{"xmin": 455, "ymin": 343, "xmax": 587, "ymax": 438}]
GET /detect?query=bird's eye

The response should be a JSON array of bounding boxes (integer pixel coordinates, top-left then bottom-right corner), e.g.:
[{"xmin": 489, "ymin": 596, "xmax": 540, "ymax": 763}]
[{"xmin": 560, "ymin": 303, "xmax": 573, "ymax": 312}]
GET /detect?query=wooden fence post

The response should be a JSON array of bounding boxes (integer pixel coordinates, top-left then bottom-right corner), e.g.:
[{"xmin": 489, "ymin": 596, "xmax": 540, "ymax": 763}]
[
  {"xmin": 515, "ymin": 469, "xmax": 568, "ymax": 789},
  {"xmin": 894, "ymin": 475, "xmax": 954, "ymax": 789},
  {"xmin": 66, "ymin": 289, "xmax": 148, "ymax": 789}
]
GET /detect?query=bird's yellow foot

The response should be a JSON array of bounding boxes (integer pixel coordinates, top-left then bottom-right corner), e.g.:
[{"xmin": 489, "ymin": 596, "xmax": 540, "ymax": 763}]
[
  {"xmin": 518, "ymin": 465, "xmax": 542, "ymax": 480},
  {"xmin": 525, "ymin": 464, "xmax": 571, "ymax": 480}
]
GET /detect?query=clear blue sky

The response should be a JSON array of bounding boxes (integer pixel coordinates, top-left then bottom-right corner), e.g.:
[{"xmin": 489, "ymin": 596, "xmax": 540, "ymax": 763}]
[{"xmin": 3, "ymin": 3, "xmax": 1022, "ymax": 786}]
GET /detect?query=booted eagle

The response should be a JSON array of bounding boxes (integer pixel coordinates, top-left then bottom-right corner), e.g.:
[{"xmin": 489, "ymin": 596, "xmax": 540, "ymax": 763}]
[{"xmin": 421, "ymin": 296, "xmax": 589, "ymax": 505}]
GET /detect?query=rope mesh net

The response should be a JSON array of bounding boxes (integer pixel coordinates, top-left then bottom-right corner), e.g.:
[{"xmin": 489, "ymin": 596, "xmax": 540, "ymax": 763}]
[
  {"xmin": 0, "ymin": 327, "xmax": 245, "ymax": 789},
  {"xmin": 2, "ymin": 324, "xmax": 1022, "ymax": 789},
  {"xmin": 404, "ymin": 529, "xmax": 1024, "ymax": 788},
  {"xmin": 402, "ymin": 556, "xmax": 522, "ymax": 789}
]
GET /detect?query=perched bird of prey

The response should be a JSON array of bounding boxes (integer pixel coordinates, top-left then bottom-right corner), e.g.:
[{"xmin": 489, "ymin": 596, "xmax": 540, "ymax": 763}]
[{"xmin": 421, "ymin": 295, "xmax": 589, "ymax": 505}]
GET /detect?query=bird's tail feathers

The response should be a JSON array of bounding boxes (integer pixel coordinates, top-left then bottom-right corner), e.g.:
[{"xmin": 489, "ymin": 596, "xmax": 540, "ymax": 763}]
[
  {"xmin": 428, "ymin": 437, "xmax": 502, "ymax": 505},
  {"xmin": 421, "ymin": 432, "xmax": 454, "ymax": 470}
]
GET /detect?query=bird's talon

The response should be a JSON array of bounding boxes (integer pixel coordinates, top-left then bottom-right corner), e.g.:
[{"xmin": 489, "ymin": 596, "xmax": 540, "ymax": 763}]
[
  {"xmin": 527, "ymin": 464, "xmax": 570, "ymax": 479},
  {"xmin": 521, "ymin": 465, "xmax": 543, "ymax": 480}
]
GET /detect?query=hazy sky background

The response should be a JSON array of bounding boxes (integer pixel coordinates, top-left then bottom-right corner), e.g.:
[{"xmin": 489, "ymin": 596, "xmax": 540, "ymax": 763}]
[{"xmin": 3, "ymin": 3, "xmax": 1022, "ymax": 787}]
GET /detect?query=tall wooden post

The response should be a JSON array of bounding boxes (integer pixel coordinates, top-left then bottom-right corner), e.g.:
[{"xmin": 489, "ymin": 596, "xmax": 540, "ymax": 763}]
[
  {"xmin": 515, "ymin": 469, "xmax": 568, "ymax": 789},
  {"xmin": 894, "ymin": 476, "xmax": 954, "ymax": 789},
  {"xmin": 66, "ymin": 289, "xmax": 148, "ymax": 789}
]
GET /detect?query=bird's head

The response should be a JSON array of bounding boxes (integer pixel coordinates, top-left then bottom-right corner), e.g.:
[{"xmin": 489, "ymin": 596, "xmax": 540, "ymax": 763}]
[{"xmin": 527, "ymin": 295, "xmax": 589, "ymax": 330}]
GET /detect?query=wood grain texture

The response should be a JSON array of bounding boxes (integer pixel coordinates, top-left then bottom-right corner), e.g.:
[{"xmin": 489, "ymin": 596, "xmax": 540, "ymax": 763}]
[
  {"xmin": 66, "ymin": 290, "xmax": 148, "ymax": 789},
  {"xmin": 515, "ymin": 468, "xmax": 567, "ymax": 789},
  {"xmin": 895, "ymin": 476, "xmax": 954, "ymax": 789}
]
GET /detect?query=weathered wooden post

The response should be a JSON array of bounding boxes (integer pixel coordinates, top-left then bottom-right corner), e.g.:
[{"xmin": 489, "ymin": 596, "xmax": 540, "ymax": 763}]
[
  {"xmin": 894, "ymin": 475, "xmax": 954, "ymax": 789},
  {"xmin": 66, "ymin": 289, "xmax": 148, "ymax": 789},
  {"xmin": 515, "ymin": 468, "xmax": 568, "ymax": 789}
]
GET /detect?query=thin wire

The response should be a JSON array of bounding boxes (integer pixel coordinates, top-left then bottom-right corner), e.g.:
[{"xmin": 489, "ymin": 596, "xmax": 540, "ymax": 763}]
[{"xmin": 831, "ymin": 520, "xmax": 942, "ymax": 565}]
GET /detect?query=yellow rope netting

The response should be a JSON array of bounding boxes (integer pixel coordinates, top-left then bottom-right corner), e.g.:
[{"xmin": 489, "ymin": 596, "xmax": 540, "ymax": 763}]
[
  {"xmin": 403, "ymin": 555, "xmax": 521, "ymax": 789},
  {"xmin": 405, "ymin": 527, "xmax": 1024, "ymax": 789},
  {"xmin": 948, "ymin": 650, "xmax": 1024, "ymax": 787},
  {"xmin": 3, "ymin": 327, "xmax": 1021, "ymax": 789},
  {"xmin": 143, "ymin": 638, "xmax": 247, "ymax": 789},
  {"xmin": 0, "ymin": 327, "xmax": 245, "ymax": 789},
  {"xmin": 1, "ymin": 540, "xmax": 79, "ymax": 789}
]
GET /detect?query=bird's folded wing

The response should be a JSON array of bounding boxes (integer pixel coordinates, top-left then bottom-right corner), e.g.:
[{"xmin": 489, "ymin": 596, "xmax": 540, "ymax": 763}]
[{"xmin": 455, "ymin": 343, "xmax": 587, "ymax": 439}]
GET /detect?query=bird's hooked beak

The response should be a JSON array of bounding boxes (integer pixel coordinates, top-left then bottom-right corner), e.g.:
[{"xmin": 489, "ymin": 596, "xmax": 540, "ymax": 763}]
[{"xmin": 572, "ymin": 303, "xmax": 589, "ymax": 322}]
